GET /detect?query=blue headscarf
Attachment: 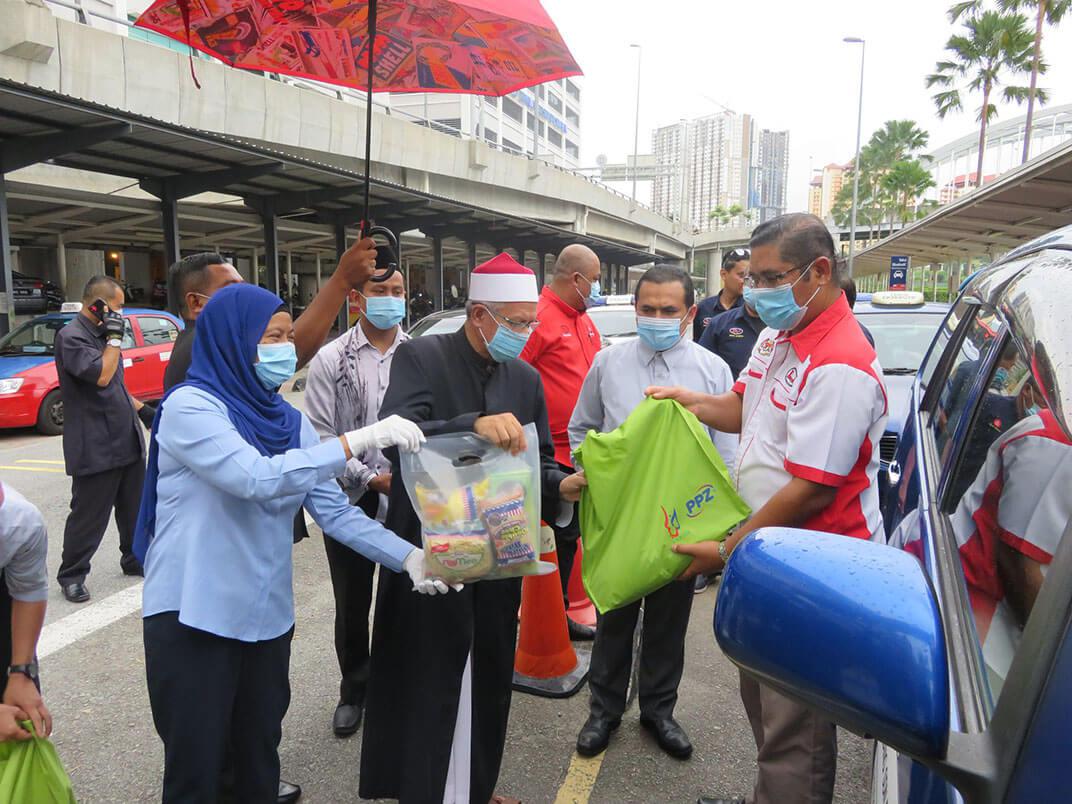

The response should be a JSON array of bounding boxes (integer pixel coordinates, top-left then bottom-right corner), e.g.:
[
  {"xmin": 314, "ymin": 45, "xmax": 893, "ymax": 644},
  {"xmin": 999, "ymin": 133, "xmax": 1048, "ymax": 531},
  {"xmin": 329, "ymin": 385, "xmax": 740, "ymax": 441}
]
[{"xmin": 133, "ymin": 284, "xmax": 302, "ymax": 563}]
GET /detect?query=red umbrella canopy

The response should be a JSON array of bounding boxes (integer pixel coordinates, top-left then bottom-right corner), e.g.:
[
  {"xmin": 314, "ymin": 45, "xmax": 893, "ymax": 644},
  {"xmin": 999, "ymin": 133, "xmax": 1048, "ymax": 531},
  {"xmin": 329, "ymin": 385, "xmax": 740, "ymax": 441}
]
[{"xmin": 135, "ymin": 0, "xmax": 582, "ymax": 96}]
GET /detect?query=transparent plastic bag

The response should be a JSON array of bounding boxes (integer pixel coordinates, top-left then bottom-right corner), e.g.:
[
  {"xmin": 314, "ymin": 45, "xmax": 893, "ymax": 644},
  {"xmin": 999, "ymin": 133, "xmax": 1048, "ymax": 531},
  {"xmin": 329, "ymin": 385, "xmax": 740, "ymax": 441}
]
[{"xmin": 400, "ymin": 423, "xmax": 553, "ymax": 583}]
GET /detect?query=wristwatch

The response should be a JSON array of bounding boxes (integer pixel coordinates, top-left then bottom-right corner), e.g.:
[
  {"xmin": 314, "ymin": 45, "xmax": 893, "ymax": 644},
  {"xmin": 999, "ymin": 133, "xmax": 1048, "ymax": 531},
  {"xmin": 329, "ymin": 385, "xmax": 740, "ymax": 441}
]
[
  {"xmin": 8, "ymin": 662, "xmax": 39, "ymax": 682},
  {"xmin": 718, "ymin": 539, "xmax": 731, "ymax": 565},
  {"xmin": 106, "ymin": 338, "xmax": 122, "ymax": 349}
]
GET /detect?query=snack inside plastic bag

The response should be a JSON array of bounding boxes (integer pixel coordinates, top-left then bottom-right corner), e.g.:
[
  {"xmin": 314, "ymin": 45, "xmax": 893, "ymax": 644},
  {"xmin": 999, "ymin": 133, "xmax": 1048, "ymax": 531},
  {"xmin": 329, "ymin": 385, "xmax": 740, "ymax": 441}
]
[{"xmin": 401, "ymin": 424, "xmax": 553, "ymax": 583}]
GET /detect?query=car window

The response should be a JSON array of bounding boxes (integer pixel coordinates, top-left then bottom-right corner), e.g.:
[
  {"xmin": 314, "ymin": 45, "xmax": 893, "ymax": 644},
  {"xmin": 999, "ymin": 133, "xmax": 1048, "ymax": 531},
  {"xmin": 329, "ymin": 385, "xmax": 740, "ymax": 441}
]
[
  {"xmin": 589, "ymin": 307, "xmax": 637, "ymax": 338},
  {"xmin": 857, "ymin": 311, "xmax": 945, "ymax": 373},
  {"xmin": 941, "ymin": 338, "xmax": 1072, "ymax": 700},
  {"xmin": 0, "ymin": 318, "xmax": 68, "ymax": 355},
  {"xmin": 931, "ymin": 311, "xmax": 1005, "ymax": 462},
  {"xmin": 409, "ymin": 315, "xmax": 465, "ymax": 337},
  {"xmin": 137, "ymin": 315, "xmax": 179, "ymax": 346},
  {"xmin": 121, "ymin": 319, "xmax": 137, "ymax": 350}
]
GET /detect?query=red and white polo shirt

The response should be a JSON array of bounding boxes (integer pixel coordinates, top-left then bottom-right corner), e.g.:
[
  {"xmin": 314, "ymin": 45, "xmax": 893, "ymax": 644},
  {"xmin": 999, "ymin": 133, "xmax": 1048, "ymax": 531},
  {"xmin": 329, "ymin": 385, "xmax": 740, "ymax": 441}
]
[
  {"xmin": 733, "ymin": 293, "xmax": 888, "ymax": 539},
  {"xmin": 948, "ymin": 409, "xmax": 1071, "ymax": 685}
]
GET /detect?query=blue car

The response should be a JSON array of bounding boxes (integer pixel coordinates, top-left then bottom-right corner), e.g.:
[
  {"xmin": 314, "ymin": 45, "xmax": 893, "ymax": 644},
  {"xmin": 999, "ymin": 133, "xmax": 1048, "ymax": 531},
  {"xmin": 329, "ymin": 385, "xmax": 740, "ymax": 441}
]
[
  {"xmin": 712, "ymin": 226, "xmax": 1072, "ymax": 803},
  {"xmin": 851, "ymin": 291, "xmax": 949, "ymax": 498}
]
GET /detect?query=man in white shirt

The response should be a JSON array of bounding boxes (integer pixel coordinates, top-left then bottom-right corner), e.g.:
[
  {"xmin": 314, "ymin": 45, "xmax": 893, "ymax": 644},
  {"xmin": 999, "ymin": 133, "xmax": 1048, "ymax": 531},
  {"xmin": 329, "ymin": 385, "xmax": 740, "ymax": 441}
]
[
  {"xmin": 569, "ymin": 264, "xmax": 736, "ymax": 761},
  {"xmin": 304, "ymin": 251, "xmax": 408, "ymax": 738}
]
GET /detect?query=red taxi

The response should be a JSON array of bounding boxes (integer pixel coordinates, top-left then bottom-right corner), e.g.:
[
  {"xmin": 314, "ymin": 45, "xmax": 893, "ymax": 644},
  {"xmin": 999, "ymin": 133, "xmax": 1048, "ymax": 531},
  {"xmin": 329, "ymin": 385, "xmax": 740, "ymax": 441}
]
[{"xmin": 0, "ymin": 306, "xmax": 183, "ymax": 435}]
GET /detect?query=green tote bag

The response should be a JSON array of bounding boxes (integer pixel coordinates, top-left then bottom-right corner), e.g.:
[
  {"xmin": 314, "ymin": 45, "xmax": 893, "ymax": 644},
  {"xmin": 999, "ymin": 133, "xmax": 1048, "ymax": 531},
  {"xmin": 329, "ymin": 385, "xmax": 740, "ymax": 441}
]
[
  {"xmin": 0, "ymin": 723, "xmax": 77, "ymax": 804},
  {"xmin": 575, "ymin": 397, "xmax": 750, "ymax": 613}
]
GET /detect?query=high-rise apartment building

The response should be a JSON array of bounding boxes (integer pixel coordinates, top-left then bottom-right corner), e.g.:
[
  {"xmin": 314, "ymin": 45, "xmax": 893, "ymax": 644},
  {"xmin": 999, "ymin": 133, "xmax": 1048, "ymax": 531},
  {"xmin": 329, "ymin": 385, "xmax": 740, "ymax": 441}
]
[
  {"xmin": 390, "ymin": 79, "xmax": 583, "ymax": 169},
  {"xmin": 651, "ymin": 112, "xmax": 788, "ymax": 232},
  {"xmin": 808, "ymin": 162, "xmax": 849, "ymax": 220}
]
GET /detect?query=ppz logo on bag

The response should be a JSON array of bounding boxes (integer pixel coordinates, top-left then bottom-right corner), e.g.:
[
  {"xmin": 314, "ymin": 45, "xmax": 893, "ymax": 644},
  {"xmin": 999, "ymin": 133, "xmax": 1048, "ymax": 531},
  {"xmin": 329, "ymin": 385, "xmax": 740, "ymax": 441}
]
[{"xmin": 685, "ymin": 484, "xmax": 716, "ymax": 519}]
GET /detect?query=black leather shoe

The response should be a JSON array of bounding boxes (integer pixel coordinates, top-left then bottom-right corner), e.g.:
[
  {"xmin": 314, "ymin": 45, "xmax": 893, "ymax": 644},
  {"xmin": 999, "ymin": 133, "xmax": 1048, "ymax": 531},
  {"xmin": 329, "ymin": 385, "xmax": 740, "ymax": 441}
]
[
  {"xmin": 332, "ymin": 702, "xmax": 362, "ymax": 737},
  {"xmin": 697, "ymin": 798, "xmax": 745, "ymax": 804},
  {"xmin": 576, "ymin": 715, "xmax": 620, "ymax": 757},
  {"xmin": 277, "ymin": 779, "xmax": 301, "ymax": 803},
  {"xmin": 640, "ymin": 716, "xmax": 693, "ymax": 759},
  {"xmin": 567, "ymin": 617, "xmax": 596, "ymax": 641},
  {"xmin": 62, "ymin": 582, "xmax": 90, "ymax": 603}
]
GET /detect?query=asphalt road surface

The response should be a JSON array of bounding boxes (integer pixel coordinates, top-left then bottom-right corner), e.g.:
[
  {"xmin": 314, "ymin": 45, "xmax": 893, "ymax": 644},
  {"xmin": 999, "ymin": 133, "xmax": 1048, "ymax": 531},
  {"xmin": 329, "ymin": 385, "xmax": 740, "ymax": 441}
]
[{"xmin": 0, "ymin": 390, "xmax": 872, "ymax": 803}]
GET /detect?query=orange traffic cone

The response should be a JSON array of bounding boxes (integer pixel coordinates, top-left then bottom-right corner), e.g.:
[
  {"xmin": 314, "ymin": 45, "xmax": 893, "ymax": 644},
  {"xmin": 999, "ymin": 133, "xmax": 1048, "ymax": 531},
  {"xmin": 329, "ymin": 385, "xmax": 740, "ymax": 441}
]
[
  {"xmin": 566, "ymin": 540, "xmax": 597, "ymax": 628},
  {"xmin": 512, "ymin": 527, "xmax": 590, "ymax": 698}
]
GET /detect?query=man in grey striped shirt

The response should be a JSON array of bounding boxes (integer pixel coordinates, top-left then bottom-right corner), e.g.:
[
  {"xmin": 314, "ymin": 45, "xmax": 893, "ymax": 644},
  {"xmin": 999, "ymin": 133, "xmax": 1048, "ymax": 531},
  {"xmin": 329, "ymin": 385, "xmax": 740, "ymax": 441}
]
[{"xmin": 0, "ymin": 481, "xmax": 51, "ymax": 742}]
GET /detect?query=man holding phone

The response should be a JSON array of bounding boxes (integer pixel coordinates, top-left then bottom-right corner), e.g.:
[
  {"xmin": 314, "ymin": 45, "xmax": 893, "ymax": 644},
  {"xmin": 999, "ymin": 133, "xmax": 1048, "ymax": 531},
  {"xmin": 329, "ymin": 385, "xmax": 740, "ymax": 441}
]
[{"xmin": 54, "ymin": 276, "xmax": 146, "ymax": 603}]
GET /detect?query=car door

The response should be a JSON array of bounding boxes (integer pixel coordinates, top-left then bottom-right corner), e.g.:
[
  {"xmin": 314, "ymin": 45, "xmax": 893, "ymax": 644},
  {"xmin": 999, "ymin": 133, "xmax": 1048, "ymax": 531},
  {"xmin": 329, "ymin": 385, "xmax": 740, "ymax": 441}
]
[
  {"xmin": 126, "ymin": 317, "xmax": 181, "ymax": 400},
  {"xmin": 129, "ymin": 314, "xmax": 180, "ymax": 400},
  {"xmin": 119, "ymin": 316, "xmax": 155, "ymax": 399}
]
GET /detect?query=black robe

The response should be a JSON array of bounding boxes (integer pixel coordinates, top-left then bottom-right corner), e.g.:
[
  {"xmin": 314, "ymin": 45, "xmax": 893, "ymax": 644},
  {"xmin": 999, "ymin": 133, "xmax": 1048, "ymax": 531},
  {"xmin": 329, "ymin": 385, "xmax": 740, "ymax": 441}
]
[{"xmin": 359, "ymin": 327, "xmax": 566, "ymax": 804}]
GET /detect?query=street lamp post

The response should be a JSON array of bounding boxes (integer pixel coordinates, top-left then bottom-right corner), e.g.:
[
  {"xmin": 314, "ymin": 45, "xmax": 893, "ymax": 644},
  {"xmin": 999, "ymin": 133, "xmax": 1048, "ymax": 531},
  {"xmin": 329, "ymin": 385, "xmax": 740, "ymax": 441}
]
[
  {"xmin": 844, "ymin": 36, "xmax": 865, "ymax": 278},
  {"xmin": 630, "ymin": 44, "xmax": 642, "ymax": 205}
]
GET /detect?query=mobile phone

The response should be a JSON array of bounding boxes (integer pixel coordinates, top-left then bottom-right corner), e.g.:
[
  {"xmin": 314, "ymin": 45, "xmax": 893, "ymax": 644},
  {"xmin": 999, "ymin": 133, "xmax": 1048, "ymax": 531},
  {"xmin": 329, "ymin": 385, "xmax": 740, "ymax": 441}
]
[{"xmin": 88, "ymin": 298, "xmax": 107, "ymax": 322}]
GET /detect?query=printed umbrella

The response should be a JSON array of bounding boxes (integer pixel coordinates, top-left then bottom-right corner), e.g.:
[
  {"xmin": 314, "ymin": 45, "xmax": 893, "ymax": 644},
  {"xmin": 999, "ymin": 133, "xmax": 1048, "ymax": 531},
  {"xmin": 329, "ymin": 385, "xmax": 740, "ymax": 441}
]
[{"xmin": 134, "ymin": 0, "xmax": 582, "ymax": 276}]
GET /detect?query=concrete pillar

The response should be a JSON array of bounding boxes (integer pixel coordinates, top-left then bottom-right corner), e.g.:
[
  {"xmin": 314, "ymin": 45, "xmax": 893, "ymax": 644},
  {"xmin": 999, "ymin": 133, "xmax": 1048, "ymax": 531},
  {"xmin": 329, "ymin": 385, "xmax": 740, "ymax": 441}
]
[
  {"xmin": 0, "ymin": 177, "xmax": 14, "ymax": 335},
  {"xmin": 467, "ymin": 241, "xmax": 477, "ymax": 270},
  {"xmin": 262, "ymin": 212, "xmax": 280, "ymax": 296},
  {"xmin": 251, "ymin": 246, "xmax": 259, "ymax": 285},
  {"xmin": 315, "ymin": 253, "xmax": 322, "ymax": 292},
  {"xmin": 162, "ymin": 195, "xmax": 181, "ymax": 268},
  {"xmin": 432, "ymin": 236, "xmax": 444, "ymax": 311},
  {"xmin": 537, "ymin": 251, "xmax": 547, "ymax": 289},
  {"xmin": 56, "ymin": 233, "xmax": 67, "ymax": 301},
  {"xmin": 285, "ymin": 250, "xmax": 293, "ymax": 313},
  {"xmin": 516, "ymin": 247, "xmax": 527, "ymax": 268},
  {"xmin": 334, "ymin": 221, "xmax": 348, "ymax": 333}
]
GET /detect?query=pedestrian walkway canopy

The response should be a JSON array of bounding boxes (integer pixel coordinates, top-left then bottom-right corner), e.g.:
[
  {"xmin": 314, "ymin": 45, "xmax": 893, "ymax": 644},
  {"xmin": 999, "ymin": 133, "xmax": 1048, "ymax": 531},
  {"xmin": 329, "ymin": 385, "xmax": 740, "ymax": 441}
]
[
  {"xmin": 0, "ymin": 78, "xmax": 658, "ymax": 331},
  {"xmin": 853, "ymin": 137, "xmax": 1072, "ymax": 273}
]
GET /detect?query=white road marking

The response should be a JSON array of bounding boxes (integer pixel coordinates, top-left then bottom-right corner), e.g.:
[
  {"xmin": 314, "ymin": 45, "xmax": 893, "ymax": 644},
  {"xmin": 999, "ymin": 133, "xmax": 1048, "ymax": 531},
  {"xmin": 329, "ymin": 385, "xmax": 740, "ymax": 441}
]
[
  {"xmin": 0, "ymin": 465, "xmax": 64, "ymax": 474},
  {"xmin": 16, "ymin": 459, "xmax": 65, "ymax": 465},
  {"xmin": 39, "ymin": 583, "xmax": 143, "ymax": 659}
]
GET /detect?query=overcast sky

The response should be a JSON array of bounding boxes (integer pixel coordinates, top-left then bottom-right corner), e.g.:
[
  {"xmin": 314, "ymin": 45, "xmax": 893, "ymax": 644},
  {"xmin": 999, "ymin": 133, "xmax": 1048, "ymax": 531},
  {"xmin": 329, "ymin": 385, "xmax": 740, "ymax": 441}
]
[{"xmin": 541, "ymin": 0, "xmax": 1072, "ymax": 211}]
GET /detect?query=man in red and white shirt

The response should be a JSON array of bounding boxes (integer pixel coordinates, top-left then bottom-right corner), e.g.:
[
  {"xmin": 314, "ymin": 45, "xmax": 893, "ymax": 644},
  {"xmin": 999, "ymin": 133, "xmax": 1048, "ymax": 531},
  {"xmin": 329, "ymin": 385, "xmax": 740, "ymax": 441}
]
[
  {"xmin": 650, "ymin": 213, "xmax": 887, "ymax": 804},
  {"xmin": 521, "ymin": 245, "xmax": 602, "ymax": 628}
]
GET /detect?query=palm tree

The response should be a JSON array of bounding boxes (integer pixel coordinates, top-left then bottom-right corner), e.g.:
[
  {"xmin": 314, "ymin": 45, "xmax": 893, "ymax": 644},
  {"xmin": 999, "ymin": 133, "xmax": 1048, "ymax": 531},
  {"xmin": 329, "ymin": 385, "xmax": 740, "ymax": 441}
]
[
  {"xmin": 926, "ymin": 9, "xmax": 1036, "ymax": 188},
  {"xmin": 1000, "ymin": 0, "xmax": 1071, "ymax": 161},
  {"xmin": 881, "ymin": 160, "xmax": 937, "ymax": 227},
  {"xmin": 870, "ymin": 120, "xmax": 930, "ymax": 163}
]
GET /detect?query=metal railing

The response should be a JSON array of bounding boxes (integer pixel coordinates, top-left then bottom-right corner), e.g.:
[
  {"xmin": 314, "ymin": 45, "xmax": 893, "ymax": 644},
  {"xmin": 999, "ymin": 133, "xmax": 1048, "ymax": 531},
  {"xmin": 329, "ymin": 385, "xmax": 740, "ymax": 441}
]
[{"xmin": 40, "ymin": 0, "xmax": 661, "ymax": 217}]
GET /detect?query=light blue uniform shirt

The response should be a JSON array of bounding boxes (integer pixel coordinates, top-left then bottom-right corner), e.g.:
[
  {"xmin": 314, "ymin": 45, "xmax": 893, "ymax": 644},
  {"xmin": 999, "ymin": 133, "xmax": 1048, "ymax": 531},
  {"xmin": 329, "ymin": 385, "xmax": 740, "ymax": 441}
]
[
  {"xmin": 568, "ymin": 336, "xmax": 738, "ymax": 467},
  {"xmin": 142, "ymin": 386, "xmax": 415, "ymax": 642}
]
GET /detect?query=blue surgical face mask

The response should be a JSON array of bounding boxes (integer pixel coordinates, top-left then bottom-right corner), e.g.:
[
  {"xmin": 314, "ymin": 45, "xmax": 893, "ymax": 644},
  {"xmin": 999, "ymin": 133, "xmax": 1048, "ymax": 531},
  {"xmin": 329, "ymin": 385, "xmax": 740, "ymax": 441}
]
[
  {"xmin": 747, "ymin": 262, "xmax": 820, "ymax": 331},
  {"xmin": 255, "ymin": 342, "xmax": 297, "ymax": 390},
  {"xmin": 478, "ymin": 308, "xmax": 530, "ymax": 362},
  {"xmin": 636, "ymin": 315, "xmax": 685, "ymax": 352},
  {"xmin": 991, "ymin": 367, "xmax": 1010, "ymax": 389},
  {"xmin": 574, "ymin": 275, "xmax": 601, "ymax": 308},
  {"xmin": 362, "ymin": 294, "xmax": 406, "ymax": 330}
]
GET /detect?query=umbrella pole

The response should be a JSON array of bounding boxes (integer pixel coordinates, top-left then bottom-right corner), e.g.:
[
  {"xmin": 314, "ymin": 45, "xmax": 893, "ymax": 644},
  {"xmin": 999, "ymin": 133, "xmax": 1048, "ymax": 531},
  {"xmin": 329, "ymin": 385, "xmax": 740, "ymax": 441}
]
[{"xmin": 361, "ymin": 0, "xmax": 378, "ymax": 236}]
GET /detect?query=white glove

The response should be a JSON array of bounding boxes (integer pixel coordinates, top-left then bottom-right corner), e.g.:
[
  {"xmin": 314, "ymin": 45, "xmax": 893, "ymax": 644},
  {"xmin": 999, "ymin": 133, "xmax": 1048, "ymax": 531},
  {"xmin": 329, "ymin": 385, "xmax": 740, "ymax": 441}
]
[
  {"xmin": 403, "ymin": 549, "xmax": 463, "ymax": 595},
  {"xmin": 345, "ymin": 414, "xmax": 425, "ymax": 456}
]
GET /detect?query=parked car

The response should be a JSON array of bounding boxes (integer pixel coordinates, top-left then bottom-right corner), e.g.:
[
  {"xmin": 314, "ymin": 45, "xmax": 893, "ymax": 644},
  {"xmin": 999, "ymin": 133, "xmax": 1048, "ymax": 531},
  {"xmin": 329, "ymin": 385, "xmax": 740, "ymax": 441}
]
[
  {"xmin": 0, "ymin": 306, "xmax": 184, "ymax": 435},
  {"xmin": 851, "ymin": 290, "xmax": 949, "ymax": 492},
  {"xmin": 10, "ymin": 271, "xmax": 50, "ymax": 314},
  {"xmin": 407, "ymin": 299, "xmax": 638, "ymax": 347},
  {"xmin": 713, "ymin": 225, "xmax": 1072, "ymax": 803}
]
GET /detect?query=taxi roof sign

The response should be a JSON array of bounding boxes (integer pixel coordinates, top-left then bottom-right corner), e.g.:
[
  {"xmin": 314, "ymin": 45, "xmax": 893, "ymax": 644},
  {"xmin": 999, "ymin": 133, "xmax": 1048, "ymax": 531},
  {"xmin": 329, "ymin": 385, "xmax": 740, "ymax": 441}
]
[
  {"xmin": 871, "ymin": 291, "xmax": 926, "ymax": 308},
  {"xmin": 59, "ymin": 302, "xmax": 83, "ymax": 313}
]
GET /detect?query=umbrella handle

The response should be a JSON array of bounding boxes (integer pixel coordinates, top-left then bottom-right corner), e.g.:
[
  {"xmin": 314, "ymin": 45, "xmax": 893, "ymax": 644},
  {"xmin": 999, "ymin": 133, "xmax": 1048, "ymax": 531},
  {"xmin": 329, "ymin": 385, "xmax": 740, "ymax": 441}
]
[{"xmin": 366, "ymin": 224, "xmax": 399, "ymax": 282}]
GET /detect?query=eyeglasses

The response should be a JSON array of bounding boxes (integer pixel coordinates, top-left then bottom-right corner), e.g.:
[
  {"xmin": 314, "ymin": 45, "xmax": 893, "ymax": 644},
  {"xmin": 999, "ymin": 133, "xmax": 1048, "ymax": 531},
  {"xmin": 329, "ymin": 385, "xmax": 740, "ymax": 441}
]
[
  {"xmin": 487, "ymin": 307, "xmax": 539, "ymax": 334},
  {"xmin": 744, "ymin": 261, "xmax": 812, "ymax": 289}
]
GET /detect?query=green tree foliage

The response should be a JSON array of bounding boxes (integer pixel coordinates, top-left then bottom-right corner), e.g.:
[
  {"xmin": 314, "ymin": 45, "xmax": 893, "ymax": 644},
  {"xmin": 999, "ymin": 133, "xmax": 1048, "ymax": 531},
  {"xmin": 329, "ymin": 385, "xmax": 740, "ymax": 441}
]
[{"xmin": 926, "ymin": 8, "xmax": 1038, "ymax": 187}]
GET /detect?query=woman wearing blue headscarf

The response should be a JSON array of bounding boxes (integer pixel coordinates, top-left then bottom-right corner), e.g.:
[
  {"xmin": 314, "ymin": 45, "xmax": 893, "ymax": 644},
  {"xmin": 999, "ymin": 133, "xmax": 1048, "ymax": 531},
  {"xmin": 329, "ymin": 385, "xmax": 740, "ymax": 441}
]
[{"xmin": 135, "ymin": 284, "xmax": 441, "ymax": 803}]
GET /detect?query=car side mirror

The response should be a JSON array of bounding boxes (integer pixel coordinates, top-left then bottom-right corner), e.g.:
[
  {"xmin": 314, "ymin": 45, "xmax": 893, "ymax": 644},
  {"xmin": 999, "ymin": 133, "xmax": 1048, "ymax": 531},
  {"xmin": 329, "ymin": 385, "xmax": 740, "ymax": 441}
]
[{"xmin": 715, "ymin": 528, "xmax": 950, "ymax": 760}]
